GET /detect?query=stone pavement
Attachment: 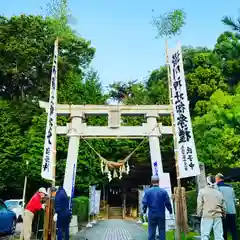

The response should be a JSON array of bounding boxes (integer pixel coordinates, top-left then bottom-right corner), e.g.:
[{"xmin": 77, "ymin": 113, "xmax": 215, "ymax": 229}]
[{"xmin": 72, "ymin": 219, "xmax": 148, "ymax": 240}]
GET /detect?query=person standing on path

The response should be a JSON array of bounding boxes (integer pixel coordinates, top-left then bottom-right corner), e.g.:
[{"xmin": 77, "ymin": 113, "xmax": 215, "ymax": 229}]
[
  {"xmin": 20, "ymin": 187, "xmax": 47, "ymax": 240},
  {"xmin": 54, "ymin": 186, "xmax": 71, "ymax": 240},
  {"xmin": 142, "ymin": 175, "xmax": 173, "ymax": 240},
  {"xmin": 216, "ymin": 173, "xmax": 238, "ymax": 240},
  {"xmin": 197, "ymin": 175, "xmax": 226, "ymax": 240}
]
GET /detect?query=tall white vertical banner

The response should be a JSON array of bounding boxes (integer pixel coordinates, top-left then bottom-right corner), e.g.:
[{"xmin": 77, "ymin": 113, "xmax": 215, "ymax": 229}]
[
  {"xmin": 150, "ymin": 153, "xmax": 175, "ymax": 230},
  {"xmin": 94, "ymin": 190, "xmax": 101, "ymax": 215},
  {"xmin": 41, "ymin": 40, "xmax": 58, "ymax": 180},
  {"xmin": 138, "ymin": 190, "xmax": 143, "ymax": 215},
  {"xmin": 159, "ymin": 173, "xmax": 175, "ymax": 230},
  {"xmin": 168, "ymin": 43, "xmax": 200, "ymax": 179},
  {"xmin": 138, "ymin": 185, "xmax": 149, "ymax": 216},
  {"xmin": 89, "ymin": 185, "xmax": 96, "ymax": 215}
]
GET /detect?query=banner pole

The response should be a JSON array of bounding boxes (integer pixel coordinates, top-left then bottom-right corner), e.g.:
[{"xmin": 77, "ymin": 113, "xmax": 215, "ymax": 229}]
[
  {"xmin": 52, "ymin": 36, "xmax": 59, "ymax": 188},
  {"xmin": 165, "ymin": 39, "xmax": 181, "ymax": 240},
  {"xmin": 43, "ymin": 37, "xmax": 59, "ymax": 240},
  {"xmin": 50, "ymin": 37, "xmax": 59, "ymax": 240}
]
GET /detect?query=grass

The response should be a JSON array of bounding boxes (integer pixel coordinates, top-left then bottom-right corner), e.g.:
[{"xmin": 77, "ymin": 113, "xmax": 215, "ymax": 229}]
[
  {"xmin": 142, "ymin": 224, "xmax": 234, "ymax": 240},
  {"xmin": 142, "ymin": 224, "xmax": 199, "ymax": 239}
]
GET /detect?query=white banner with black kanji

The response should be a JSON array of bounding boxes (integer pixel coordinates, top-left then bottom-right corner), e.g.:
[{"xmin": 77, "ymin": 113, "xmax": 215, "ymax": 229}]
[
  {"xmin": 168, "ymin": 43, "xmax": 200, "ymax": 179},
  {"xmin": 41, "ymin": 40, "xmax": 58, "ymax": 180}
]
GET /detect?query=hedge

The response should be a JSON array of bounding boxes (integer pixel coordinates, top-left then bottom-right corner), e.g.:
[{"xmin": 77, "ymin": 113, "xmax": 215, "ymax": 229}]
[
  {"xmin": 186, "ymin": 190, "xmax": 197, "ymax": 216},
  {"xmin": 72, "ymin": 196, "xmax": 89, "ymax": 222},
  {"xmin": 186, "ymin": 182, "xmax": 240, "ymax": 233}
]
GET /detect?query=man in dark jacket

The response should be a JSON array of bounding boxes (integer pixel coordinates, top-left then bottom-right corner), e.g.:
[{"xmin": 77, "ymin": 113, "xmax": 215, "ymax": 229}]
[
  {"xmin": 54, "ymin": 186, "xmax": 71, "ymax": 240},
  {"xmin": 142, "ymin": 175, "xmax": 173, "ymax": 240},
  {"xmin": 216, "ymin": 173, "xmax": 238, "ymax": 240}
]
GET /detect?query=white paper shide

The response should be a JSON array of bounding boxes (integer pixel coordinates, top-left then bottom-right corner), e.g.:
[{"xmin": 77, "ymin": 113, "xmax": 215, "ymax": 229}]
[
  {"xmin": 41, "ymin": 42, "xmax": 58, "ymax": 180},
  {"xmin": 169, "ymin": 43, "xmax": 200, "ymax": 179}
]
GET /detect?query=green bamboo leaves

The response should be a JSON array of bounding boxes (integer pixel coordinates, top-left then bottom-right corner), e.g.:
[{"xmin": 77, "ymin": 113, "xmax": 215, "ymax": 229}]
[
  {"xmin": 44, "ymin": 0, "xmax": 76, "ymax": 40},
  {"xmin": 152, "ymin": 9, "xmax": 186, "ymax": 38}
]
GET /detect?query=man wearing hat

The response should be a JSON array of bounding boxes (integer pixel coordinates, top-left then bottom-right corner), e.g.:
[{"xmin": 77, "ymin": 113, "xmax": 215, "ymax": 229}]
[
  {"xmin": 20, "ymin": 187, "xmax": 47, "ymax": 240},
  {"xmin": 216, "ymin": 173, "xmax": 238, "ymax": 240},
  {"xmin": 197, "ymin": 175, "xmax": 226, "ymax": 240},
  {"xmin": 142, "ymin": 175, "xmax": 173, "ymax": 240}
]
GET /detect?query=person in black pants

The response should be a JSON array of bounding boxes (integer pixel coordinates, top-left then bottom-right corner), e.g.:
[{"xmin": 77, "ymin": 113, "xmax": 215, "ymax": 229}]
[
  {"xmin": 54, "ymin": 186, "xmax": 71, "ymax": 240},
  {"xmin": 216, "ymin": 173, "xmax": 238, "ymax": 240}
]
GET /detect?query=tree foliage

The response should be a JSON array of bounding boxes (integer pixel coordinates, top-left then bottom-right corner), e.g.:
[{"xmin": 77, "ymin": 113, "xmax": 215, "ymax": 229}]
[
  {"xmin": 222, "ymin": 15, "xmax": 240, "ymax": 33},
  {"xmin": 0, "ymin": 15, "xmax": 94, "ymax": 101},
  {"xmin": 1, "ymin": 9, "xmax": 240, "ymax": 198},
  {"xmin": 152, "ymin": 9, "xmax": 186, "ymax": 38},
  {"xmin": 0, "ymin": 13, "xmax": 98, "ymax": 198},
  {"xmin": 193, "ymin": 90, "xmax": 240, "ymax": 169}
]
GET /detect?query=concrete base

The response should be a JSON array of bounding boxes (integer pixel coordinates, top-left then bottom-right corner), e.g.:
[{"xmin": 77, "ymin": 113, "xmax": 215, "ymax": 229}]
[{"xmin": 70, "ymin": 215, "xmax": 78, "ymax": 235}]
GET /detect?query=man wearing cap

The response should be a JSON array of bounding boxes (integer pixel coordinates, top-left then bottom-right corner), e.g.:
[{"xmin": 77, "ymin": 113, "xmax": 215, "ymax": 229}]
[
  {"xmin": 216, "ymin": 173, "xmax": 238, "ymax": 240},
  {"xmin": 20, "ymin": 187, "xmax": 47, "ymax": 240},
  {"xmin": 197, "ymin": 175, "xmax": 226, "ymax": 240},
  {"xmin": 142, "ymin": 175, "xmax": 173, "ymax": 240}
]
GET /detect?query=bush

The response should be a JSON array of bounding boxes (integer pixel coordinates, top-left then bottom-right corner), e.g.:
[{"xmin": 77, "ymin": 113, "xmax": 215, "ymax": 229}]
[
  {"xmin": 72, "ymin": 196, "xmax": 89, "ymax": 222},
  {"xmin": 186, "ymin": 190, "xmax": 197, "ymax": 216}
]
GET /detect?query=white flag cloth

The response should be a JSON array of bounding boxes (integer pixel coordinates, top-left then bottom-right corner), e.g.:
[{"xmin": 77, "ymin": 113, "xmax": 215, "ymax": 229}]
[
  {"xmin": 41, "ymin": 40, "xmax": 58, "ymax": 180},
  {"xmin": 168, "ymin": 43, "xmax": 200, "ymax": 179}
]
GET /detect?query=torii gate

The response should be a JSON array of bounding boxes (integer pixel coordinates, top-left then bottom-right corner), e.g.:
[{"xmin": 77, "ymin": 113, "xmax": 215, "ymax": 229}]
[{"xmin": 39, "ymin": 101, "xmax": 173, "ymax": 197}]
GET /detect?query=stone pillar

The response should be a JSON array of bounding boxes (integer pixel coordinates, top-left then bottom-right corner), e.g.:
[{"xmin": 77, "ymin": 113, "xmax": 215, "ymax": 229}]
[
  {"xmin": 196, "ymin": 162, "xmax": 207, "ymax": 193},
  {"xmin": 146, "ymin": 114, "xmax": 175, "ymax": 232},
  {"xmin": 63, "ymin": 113, "xmax": 83, "ymax": 197},
  {"xmin": 146, "ymin": 114, "xmax": 163, "ymax": 174}
]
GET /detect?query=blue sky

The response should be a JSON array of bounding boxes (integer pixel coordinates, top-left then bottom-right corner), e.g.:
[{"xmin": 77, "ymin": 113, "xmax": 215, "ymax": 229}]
[{"xmin": 1, "ymin": 0, "xmax": 239, "ymax": 87}]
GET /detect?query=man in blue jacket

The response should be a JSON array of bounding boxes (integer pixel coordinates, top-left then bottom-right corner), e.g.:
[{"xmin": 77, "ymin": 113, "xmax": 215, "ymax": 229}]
[
  {"xmin": 54, "ymin": 186, "xmax": 71, "ymax": 240},
  {"xmin": 142, "ymin": 175, "xmax": 173, "ymax": 240},
  {"xmin": 216, "ymin": 173, "xmax": 238, "ymax": 240}
]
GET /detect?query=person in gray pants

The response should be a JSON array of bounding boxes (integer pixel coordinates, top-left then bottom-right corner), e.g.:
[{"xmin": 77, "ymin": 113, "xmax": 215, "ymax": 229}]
[
  {"xmin": 197, "ymin": 175, "xmax": 226, "ymax": 240},
  {"xmin": 216, "ymin": 173, "xmax": 238, "ymax": 240}
]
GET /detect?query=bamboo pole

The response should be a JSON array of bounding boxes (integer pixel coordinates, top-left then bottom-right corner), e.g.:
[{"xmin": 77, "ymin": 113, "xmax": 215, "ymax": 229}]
[
  {"xmin": 165, "ymin": 39, "xmax": 182, "ymax": 240},
  {"xmin": 52, "ymin": 36, "xmax": 59, "ymax": 188},
  {"xmin": 50, "ymin": 37, "xmax": 58, "ymax": 240},
  {"xmin": 43, "ymin": 198, "xmax": 50, "ymax": 240},
  {"xmin": 43, "ymin": 37, "xmax": 59, "ymax": 240},
  {"xmin": 181, "ymin": 187, "xmax": 188, "ymax": 234}
]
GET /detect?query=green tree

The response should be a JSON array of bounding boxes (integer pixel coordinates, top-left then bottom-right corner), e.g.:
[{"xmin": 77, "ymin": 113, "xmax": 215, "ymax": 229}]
[
  {"xmin": 0, "ymin": 15, "xmax": 94, "ymax": 101},
  {"xmin": 0, "ymin": 13, "xmax": 96, "ymax": 197},
  {"xmin": 23, "ymin": 69, "xmax": 109, "ymax": 193},
  {"xmin": 214, "ymin": 31, "xmax": 240, "ymax": 90},
  {"xmin": 146, "ymin": 67, "xmax": 169, "ymax": 105},
  {"xmin": 193, "ymin": 89, "xmax": 240, "ymax": 169},
  {"xmin": 0, "ymin": 101, "xmax": 26, "ymax": 196},
  {"xmin": 222, "ymin": 15, "xmax": 240, "ymax": 32}
]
